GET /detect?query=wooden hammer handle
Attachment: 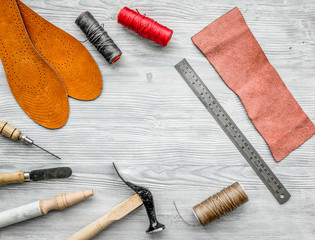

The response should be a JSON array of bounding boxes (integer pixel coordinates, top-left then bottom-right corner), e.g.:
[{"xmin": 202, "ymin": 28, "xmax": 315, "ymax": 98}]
[
  {"xmin": 66, "ymin": 214, "xmax": 115, "ymax": 240},
  {"xmin": 0, "ymin": 121, "xmax": 21, "ymax": 141},
  {"xmin": 0, "ymin": 171, "xmax": 25, "ymax": 185},
  {"xmin": 66, "ymin": 194, "xmax": 143, "ymax": 240}
]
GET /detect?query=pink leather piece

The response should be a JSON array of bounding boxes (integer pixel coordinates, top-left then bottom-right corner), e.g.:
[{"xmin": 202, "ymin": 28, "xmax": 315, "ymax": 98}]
[{"xmin": 192, "ymin": 7, "xmax": 315, "ymax": 162}]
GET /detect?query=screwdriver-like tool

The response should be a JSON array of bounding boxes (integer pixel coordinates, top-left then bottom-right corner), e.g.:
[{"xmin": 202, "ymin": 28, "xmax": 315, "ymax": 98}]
[{"xmin": 0, "ymin": 121, "xmax": 60, "ymax": 159}]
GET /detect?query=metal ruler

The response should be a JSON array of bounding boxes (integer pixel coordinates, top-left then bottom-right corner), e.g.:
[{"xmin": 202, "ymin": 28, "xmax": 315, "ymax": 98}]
[{"xmin": 175, "ymin": 58, "xmax": 290, "ymax": 204}]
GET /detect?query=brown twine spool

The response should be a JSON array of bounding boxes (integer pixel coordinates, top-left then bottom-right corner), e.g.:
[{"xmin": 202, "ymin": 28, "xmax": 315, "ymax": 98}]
[{"xmin": 192, "ymin": 182, "xmax": 248, "ymax": 226}]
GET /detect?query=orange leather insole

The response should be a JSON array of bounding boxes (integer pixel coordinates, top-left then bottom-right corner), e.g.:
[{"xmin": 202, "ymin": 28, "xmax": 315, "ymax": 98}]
[
  {"xmin": 17, "ymin": 0, "xmax": 103, "ymax": 101},
  {"xmin": 192, "ymin": 7, "xmax": 315, "ymax": 162},
  {"xmin": 0, "ymin": 0, "xmax": 69, "ymax": 129}
]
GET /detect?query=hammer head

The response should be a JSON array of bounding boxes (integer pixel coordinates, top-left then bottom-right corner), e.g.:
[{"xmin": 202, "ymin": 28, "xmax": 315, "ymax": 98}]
[{"xmin": 113, "ymin": 163, "xmax": 165, "ymax": 233}]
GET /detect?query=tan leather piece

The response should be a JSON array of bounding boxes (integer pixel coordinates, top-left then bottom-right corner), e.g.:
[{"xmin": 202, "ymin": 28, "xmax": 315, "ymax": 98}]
[
  {"xmin": 16, "ymin": 0, "xmax": 103, "ymax": 100},
  {"xmin": 0, "ymin": 0, "xmax": 69, "ymax": 129},
  {"xmin": 192, "ymin": 7, "xmax": 315, "ymax": 161}
]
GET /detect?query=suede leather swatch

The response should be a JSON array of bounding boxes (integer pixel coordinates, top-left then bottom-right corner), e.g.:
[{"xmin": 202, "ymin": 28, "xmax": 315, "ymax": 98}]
[
  {"xmin": 0, "ymin": 0, "xmax": 69, "ymax": 129},
  {"xmin": 16, "ymin": 0, "xmax": 103, "ymax": 100},
  {"xmin": 192, "ymin": 7, "xmax": 315, "ymax": 162}
]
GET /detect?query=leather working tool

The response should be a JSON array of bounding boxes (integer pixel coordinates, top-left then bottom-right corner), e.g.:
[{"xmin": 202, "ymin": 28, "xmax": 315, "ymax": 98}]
[
  {"xmin": 0, "ymin": 0, "xmax": 69, "ymax": 129},
  {"xmin": 17, "ymin": 0, "xmax": 103, "ymax": 100},
  {"xmin": 0, "ymin": 167, "xmax": 72, "ymax": 186},
  {"xmin": 175, "ymin": 59, "xmax": 290, "ymax": 204},
  {"xmin": 67, "ymin": 194, "xmax": 143, "ymax": 240},
  {"xmin": 0, "ymin": 121, "xmax": 60, "ymax": 159},
  {"xmin": 113, "ymin": 163, "xmax": 165, "ymax": 233},
  {"xmin": 66, "ymin": 163, "xmax": 165, "ymax": 240},
  {"xmin": 0, "ymin": 190, "xmax": 93, "ymax": 229}
]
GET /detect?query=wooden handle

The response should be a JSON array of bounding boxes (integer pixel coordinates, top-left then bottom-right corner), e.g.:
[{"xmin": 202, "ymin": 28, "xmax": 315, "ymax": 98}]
[
  {"xmin": 0, "ymin": 121, "xmax": 21, "ymax": 141},
  {"xmin": 0, "ymin": 191, "xmax": 93, "ymax": 229},
  {"xmin": 0, "ymin": 171, "xmax": 25, "ymax": 185},
  {"xmin": 66, "ymin": 214, "xmax": 115, "ymax": 240},
  {"xmin": 39, "ymin": 190, "xmax": 94, "ymax": 214},
  {"xmin": 66, "ymin": 194, "xmax": 143, "ymax": 240}
]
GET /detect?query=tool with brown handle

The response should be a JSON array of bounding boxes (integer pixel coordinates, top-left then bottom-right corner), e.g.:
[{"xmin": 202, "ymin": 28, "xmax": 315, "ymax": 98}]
[
  {"xmin": 66, "ymin": 163, "xmax": 165, "ymax": 239},
  {"xmin": 0, "ymin": 171, "xmax": 25, "ymax": 185},
  {"xmin": 0, "ymin": 121, "xmax": 60, "ymax": 159},
  {"xmin": 0, "ymin": 190, "xmax": 93, "ymax": 228},
  {"xmin": 113, "ymin": 163, "xmax": 165, "ymax": 233},
  {"xmin": 67, "ymin": 194, "xmax": 143, "ymax": 240},
  {"xmin": 0, "ymin": 167, "xmax": 72, "ymax": 186}
]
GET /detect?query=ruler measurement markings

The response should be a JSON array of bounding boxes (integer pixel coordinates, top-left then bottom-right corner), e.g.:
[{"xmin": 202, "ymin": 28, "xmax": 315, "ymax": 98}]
[
  {"xmin": 183, "ymin": 61, "xmax": 282, "ymax": 193},
  {"xmin": 190, "ymin": 68, "xmax": 274, "ymax": 184},
  {"xmin": 184, "ymin": 70, "xmax": 278, "ymax": 193},
  {"xmin": 183, "ymin": 64, "xmax": 271, "ymax": 180},
  {"xmin": 185, "ymin": 62, "xmax": 282, "ymax": 193},
  {"xmin": 175, "ymin": 59, "xmax": 290, "ymax": 204}
]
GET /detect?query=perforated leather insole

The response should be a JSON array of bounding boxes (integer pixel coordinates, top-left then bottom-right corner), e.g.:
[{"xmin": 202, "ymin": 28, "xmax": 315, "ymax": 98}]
[
  {"xmin": 0, "ymin": 0, "xmax": 69, "ymax": 129},
  {"xmin": 17, "ymin": 0, "xmax": 103, "ymax": 101}
]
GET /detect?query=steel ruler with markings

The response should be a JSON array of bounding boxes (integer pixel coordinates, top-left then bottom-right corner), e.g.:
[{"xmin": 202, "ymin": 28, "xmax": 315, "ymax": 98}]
[{"xmin": 175, "ymin": 58, "xmax": 290, "ymax": 204}]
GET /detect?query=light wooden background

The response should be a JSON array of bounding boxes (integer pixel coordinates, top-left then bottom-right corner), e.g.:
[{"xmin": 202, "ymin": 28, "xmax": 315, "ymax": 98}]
[{"xmin": 0, "ymin": 0, "xmax": 314, "ymax": 239}]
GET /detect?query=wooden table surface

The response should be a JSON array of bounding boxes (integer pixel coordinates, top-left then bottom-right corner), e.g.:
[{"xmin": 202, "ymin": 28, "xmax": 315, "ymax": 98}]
[{"xmin": 0, "ymin": 0, "xmax": 314, "ymax": 239}]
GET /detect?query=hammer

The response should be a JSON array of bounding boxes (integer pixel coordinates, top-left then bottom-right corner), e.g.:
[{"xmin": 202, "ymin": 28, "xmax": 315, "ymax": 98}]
[{"xmin": 66, "ymin": 163, "xmax": 165, "ymax": 240}]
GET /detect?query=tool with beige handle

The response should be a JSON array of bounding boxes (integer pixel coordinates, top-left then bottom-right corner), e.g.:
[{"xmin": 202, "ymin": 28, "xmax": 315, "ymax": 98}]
[
  {"xmin": 67, "ymin": 194, "xmax": 143, "ymax": 240},
  {"xmin": 0, "ymin": 190, "xmax": 93, "ymax": 228},
  {"xmin": 0, "ymin": 167, "xmax": 72, "ymax": 186},
  {"xmin": 0, "ymin": 121, "xmax": 60, "ymax": 159},
  {"xmin": 66, "ymin": 163, "xmax": 165, "ymax": 240}
]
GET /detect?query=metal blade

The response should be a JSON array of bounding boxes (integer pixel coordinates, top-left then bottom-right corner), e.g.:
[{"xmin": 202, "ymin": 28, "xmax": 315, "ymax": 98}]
[{"xmin": 29, "ymin": 167, "xmax": 72, "ymax": 181}]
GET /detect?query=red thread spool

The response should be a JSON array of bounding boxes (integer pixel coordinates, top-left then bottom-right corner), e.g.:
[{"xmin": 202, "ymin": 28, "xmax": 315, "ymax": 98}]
[{"xmin": 117, "ymin": 7, "xmax": 173, "ymax": 47}]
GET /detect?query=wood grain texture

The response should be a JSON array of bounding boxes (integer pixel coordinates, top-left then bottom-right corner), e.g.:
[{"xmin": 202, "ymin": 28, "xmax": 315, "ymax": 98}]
[
  {"xmin": 0, "ymin": 0, "xmax": 314, "ymax": 239},
  {"xmin": 66, "ymin": 194, "xmax": 143, "ymax": 240},
  {"xmin": 0, "ymin": 121, "xmax": 21, "ymax": 141},
  {"xmin": 0, "ymin": 171, "xmax": 24, "ymax": 186},
  {"xmin": 39, "ymin": 190, "xmax": 94, "ymax": 214}
]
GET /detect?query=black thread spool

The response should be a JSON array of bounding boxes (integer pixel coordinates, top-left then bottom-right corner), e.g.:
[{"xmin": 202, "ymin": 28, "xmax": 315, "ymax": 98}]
[{"xmin": 75, "ymin": 11, "xmax": 122, "ymax": 64}]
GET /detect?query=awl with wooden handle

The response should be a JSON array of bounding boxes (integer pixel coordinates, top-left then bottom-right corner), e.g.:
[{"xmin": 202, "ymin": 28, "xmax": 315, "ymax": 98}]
[
  {"xmin": 0, "ymin": 167, "xmax": 72, "ymax": 186},
  {"xmin": 0, "ymin": 121, "xmax": 60, "ymax": 159},
  {"xmin": 67, "ymin": 194, "xmax": 143, "ymax": 240},
  {"xmin": 0, "ymin": 190, "xmax": 93, "ymax": 228}
]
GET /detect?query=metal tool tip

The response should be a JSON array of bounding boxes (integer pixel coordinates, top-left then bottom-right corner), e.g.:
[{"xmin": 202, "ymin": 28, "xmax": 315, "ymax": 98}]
[
  {"xmin": 33, "ymin": 143, "xmax": 61, "ymax": 159},
  {"xmin": 112, "ymin": 162, "xmax": 127, "ymax": 184}
]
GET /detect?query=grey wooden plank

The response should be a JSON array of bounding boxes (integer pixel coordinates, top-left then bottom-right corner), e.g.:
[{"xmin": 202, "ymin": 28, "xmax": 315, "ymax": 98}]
[{"xmin": 0, "ymin": 0, "xmax": 315, "ymax": 239}]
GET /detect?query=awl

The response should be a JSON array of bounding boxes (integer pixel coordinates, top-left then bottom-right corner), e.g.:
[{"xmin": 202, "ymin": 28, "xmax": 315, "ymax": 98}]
[
  {"xmin": 0, "ymin": 121, "xmax": 60, "ymax": 159},
  {"xmin": 0, "ymin": 167, "xmax": 72, "ymax": 186},
  {"xmin": 0, "ymin": 190, "xmax": 93, "ymax": 229}
]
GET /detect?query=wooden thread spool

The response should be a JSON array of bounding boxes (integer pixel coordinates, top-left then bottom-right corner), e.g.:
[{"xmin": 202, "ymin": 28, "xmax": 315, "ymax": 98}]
[{"xmin": 193, "ymin": 182, "xmax": 248, "ymax": 226}]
